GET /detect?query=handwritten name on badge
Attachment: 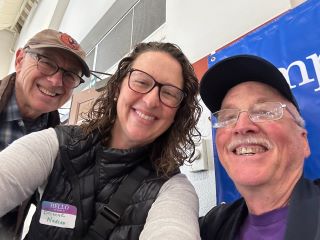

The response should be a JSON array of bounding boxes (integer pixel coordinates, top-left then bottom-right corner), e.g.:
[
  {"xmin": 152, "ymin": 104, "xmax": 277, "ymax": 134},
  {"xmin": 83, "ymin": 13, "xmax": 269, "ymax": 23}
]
[{"xmin": 39, "ymin": 201, "xmax": 77, "ymax": 229}]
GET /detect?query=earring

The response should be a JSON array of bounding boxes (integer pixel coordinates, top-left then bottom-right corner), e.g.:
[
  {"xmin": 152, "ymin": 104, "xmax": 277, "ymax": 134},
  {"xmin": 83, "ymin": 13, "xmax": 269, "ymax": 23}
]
[{"xmin": 114, "ymin": 97, "xmax": 117, "ymax": 101}]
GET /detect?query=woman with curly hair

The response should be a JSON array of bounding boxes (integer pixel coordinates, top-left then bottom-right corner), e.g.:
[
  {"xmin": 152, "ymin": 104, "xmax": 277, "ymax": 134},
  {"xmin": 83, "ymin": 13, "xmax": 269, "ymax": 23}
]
[{"xmin": 0, "ymin": 42, "xmax": 202, "ymax": 240}]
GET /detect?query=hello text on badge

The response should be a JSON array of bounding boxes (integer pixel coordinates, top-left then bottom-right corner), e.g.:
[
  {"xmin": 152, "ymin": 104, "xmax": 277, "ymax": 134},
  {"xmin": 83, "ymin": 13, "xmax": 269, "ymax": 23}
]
[{"xmin": 39, "ymin": 201, "xmax": 77, "ymax": 229}]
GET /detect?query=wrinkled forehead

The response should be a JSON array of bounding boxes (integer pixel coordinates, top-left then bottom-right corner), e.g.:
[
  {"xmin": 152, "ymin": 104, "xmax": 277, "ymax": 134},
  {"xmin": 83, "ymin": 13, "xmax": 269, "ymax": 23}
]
[{"xmin": 221, "ymin": 81, "xmax": 288, "ymax": 107}]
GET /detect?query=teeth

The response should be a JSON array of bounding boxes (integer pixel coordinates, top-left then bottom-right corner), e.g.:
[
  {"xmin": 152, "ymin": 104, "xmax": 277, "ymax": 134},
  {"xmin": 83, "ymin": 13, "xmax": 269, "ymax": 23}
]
[
  {"xmin": 136, "ymin": 110, "xmax": 155, "ymax": 121},
  {"xmin": 235, "ymin": 146, "xmax": 266, "ymax": 155},
  {"xmin": 39, "ymin": 86, "xmax": 57, "ymax": 97},
  {"xmin": 227, "ymin": 137, "xmax": 272, "ymax": 155}
]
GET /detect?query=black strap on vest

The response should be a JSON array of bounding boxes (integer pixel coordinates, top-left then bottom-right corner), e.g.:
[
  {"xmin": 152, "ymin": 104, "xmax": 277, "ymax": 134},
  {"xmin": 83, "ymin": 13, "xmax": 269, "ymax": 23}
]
[
  {"xmin": 59, "ymin": 147, "xmax": 84, "ymax": 239},
  {"xmin": 82, "ymin": 164, "xmax": 150, "ymax": 240}
]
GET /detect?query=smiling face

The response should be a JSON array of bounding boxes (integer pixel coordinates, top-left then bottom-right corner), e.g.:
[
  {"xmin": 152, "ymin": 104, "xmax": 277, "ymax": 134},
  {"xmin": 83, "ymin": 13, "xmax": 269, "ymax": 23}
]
[
  {"xmin": 14, "ymin": 48, "xmax": 82, "ymax": 119},
  {"xmin": 216, "ymin": 81, "xmax": 310, "ymax": 191},
  {"xmin": 111, "ymin": 51, "xmax": 183, "ymax": 149}
]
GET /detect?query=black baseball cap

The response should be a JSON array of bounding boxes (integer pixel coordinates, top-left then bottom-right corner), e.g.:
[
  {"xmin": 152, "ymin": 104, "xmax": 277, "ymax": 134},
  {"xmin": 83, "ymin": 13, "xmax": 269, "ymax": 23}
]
[{"xmin": 200, "ymin": 54, "xmax": 300, "ymax": 113}]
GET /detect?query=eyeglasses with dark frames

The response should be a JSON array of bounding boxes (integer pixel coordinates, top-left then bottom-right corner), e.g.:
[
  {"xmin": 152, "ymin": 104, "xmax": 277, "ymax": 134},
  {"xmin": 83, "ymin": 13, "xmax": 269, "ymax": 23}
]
[
  {"xmin": 212, "ymin": 101, "xmax": 300, "ymax": 128},
  {"xmin": 26, "ymin": 51, "xmax": 84, "ymax": 89},
  {"xmin": 128, "ymin": 68, "xmax": 185, "ymax": 108}
]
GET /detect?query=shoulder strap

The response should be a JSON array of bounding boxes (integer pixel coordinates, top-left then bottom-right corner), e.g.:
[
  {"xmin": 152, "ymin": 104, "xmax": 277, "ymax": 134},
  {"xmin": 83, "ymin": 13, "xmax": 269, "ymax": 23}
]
[
  {"xmin": 59, "ymin": 147, "xmax": 84, "ymax": 239},
  {"xmin": 83, "ymin": 165, "xmax": 150, "ymax": 240}
]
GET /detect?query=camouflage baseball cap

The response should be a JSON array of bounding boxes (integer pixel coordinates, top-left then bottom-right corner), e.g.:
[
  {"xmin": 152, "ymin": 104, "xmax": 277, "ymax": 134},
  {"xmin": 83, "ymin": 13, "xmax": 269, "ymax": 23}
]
[{"xmin": 24, "ymin": 29, "xmax": 90, "ymax": 77}]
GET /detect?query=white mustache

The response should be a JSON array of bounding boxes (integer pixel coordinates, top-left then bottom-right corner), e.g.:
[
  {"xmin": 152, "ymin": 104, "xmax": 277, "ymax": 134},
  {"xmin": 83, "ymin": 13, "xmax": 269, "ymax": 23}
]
[{"xmin": 227, "ymin": 135, "xmax": 273, "ymax": 152}]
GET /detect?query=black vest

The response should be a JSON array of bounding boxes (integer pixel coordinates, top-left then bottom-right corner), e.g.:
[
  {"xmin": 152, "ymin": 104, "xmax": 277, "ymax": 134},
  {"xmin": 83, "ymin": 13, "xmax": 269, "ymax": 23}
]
[{"xmin": 26, "ymin": 125, "xmax": 167, "ymax": 240}]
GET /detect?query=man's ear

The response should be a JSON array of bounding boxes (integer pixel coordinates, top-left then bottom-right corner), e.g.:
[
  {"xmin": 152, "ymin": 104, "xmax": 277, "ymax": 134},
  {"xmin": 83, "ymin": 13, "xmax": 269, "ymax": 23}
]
[
  {"xmin": 302, "ymin": 130, "xmax": 311, "ymax": 158},
  {"xmin": 15, "ymin": 48, "xmax": 26, "ymax": 72}
]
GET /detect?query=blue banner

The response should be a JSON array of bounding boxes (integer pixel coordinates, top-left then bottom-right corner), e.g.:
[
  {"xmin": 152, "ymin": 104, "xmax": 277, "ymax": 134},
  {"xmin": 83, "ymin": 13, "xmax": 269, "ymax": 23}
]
[{"xmin": 208, "ymin": 0, "xmax": 320, "ymax": 204}]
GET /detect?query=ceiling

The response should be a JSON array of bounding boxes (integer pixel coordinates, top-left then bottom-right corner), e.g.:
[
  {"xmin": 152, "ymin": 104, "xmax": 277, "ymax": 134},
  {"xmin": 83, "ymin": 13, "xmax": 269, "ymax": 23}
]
[{"xmin": 0, "ymin": 0, "xmax": 39, "ymax": 33}]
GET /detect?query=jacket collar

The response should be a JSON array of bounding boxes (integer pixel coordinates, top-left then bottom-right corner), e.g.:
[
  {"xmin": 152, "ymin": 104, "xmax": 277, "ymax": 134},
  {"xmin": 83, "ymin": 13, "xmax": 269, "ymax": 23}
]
[
  {"xmin": 0, "ymin": 73, "xmax": 16, "ymax": 113},
  {"xmin": 285, "ymin": 177, "xmax": 320, "ymax": 240}
]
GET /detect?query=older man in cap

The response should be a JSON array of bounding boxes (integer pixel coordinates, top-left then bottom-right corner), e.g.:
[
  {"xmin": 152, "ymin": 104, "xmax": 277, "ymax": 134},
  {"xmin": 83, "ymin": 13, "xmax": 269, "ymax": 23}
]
[
  {"xmin": 199, "ymin": 55, "xmax": 318, "ymax": 240},
  {"xmin": 0, "ymin": 29, "xmax": 90, "ymax": 238}
]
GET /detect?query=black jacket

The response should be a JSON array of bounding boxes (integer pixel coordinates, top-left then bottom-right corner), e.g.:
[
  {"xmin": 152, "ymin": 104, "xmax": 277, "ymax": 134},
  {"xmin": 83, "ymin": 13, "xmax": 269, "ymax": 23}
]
[
  {"xmin": 200, "ymin": 177, "xmax": 320, "ymax": 240},
  {"xmin": 26, "ymin": 125, "xmax": 168, "ymax": 240}
]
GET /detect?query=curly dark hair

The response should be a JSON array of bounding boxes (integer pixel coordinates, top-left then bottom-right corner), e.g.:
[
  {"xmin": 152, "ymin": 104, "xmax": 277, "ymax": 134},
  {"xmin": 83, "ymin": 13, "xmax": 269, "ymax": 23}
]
[{"xmin": 81, "ymin": 42, "xmax": 202, "ymax": 176}]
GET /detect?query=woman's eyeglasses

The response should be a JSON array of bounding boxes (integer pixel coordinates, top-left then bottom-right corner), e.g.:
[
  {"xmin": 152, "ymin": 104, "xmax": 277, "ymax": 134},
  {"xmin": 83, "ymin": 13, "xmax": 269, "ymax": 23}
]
[{"xmin": 128, "ymin": 68, "xmax": 185, "ymax": 108}]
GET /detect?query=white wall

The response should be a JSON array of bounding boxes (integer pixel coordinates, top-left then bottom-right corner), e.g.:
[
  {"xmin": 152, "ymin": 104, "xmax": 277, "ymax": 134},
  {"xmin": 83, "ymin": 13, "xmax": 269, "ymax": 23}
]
[
  {"xmin": 0, "ymin": 30, "xmax": 15, "ymax": 77},
  {"xmin": 166, "ymin": 0, "xmax": 291, "ymax": 63},
  {"xmin": 59, "ymin": 0, "xmax": 116, "ymax": 42},
  {"xmin": 14, "ymin": 0, "xmax": 59, "ymax": 50},
  {"xmin": 180, "ymin": 103, "xmax": 216, "ymax": 216},
  {"xmin": 8, "ymin": 0, "xmax": 59, "ymax": 73}
]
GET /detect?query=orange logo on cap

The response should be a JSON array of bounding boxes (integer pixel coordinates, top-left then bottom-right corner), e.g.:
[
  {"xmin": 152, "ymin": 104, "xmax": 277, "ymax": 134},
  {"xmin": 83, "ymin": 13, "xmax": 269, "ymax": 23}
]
[{"xmin": 60, "ymin": 32, "xmax": 80, "ymax": 50}]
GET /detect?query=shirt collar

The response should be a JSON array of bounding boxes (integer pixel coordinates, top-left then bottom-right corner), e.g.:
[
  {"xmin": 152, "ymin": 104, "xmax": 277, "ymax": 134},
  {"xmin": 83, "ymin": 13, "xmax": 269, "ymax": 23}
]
[
  {"xmin": 2, "ymin": 90, "xmax": 22, "ymax": 121},
  {"xmin": 1, "ymin": 89, "xmax": 49, "ymax": 130}
]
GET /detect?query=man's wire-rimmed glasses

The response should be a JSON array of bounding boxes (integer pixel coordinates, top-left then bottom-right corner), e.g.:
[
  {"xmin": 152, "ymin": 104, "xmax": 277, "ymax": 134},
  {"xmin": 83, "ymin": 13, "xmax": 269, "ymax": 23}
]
[
  {"xmin": 26, "ymin": 51, "xmax": 84, "ymax": 89},
  {"xmin": 212, "ymin": 101, "xmax": 300, "ymax": 128},
  {"xmin": 128, "ymin": 68, "xmax": 185, "ymax": 108}
]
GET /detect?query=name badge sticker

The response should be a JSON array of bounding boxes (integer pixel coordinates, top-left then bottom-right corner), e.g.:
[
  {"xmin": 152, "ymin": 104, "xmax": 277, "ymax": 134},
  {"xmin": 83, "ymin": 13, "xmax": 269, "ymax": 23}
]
[{"xmin": 39, "ymin": 201, "xmax": 77, "ymax": 229}]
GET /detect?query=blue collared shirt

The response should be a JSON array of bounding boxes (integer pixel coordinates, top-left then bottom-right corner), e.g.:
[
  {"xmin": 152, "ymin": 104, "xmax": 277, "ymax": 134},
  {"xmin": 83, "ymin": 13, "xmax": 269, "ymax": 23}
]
[{"xmin": 0, "ymin": 91, "xmax": 49, "ymax": 150}]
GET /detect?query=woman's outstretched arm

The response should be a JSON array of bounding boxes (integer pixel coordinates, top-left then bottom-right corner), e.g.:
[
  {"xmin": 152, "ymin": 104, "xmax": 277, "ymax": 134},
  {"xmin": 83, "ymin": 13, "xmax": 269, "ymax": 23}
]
[
  {"xmin": 140, "ymin": 173, "xmax": 200, "ymax": 240},
  {"xmin": 0, "ymin": 128, "xmax": 59, "ymax": 216}
]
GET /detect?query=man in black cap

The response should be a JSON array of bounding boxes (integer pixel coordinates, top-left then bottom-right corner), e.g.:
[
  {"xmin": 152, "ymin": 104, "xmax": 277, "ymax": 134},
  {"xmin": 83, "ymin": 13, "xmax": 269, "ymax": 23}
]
[
  {"xmin": 0, "ymin": 29, "xmax": 90, "ymax": 239},
  {"xmin": 199, "ymin": 55, "xmax": 319, "ymax": 240}
]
